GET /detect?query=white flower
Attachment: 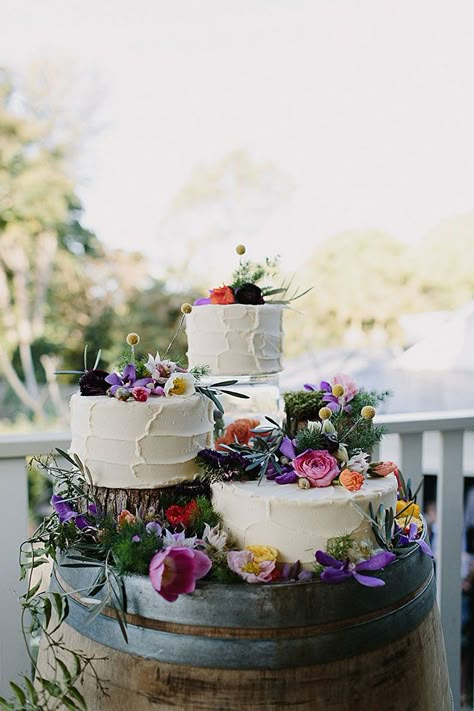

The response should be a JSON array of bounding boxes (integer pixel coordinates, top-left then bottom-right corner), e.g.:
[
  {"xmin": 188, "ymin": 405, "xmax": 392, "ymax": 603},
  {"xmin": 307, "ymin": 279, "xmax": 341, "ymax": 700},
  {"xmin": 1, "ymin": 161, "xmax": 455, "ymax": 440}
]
[
  {"xmin": 162, "ymin": 529, "xmax": 197, "ymax": 548},
  {"xmin": 164, "ymin": 372, "xmax": 196, "ymax": 398},
  {"xmin": 306, "ymin": 420, "xmax": 322, "ymax": 433},
  {"xmin": 347, "ymin": 450, "xmax": 370, "ymax": 474},
  {"xmin": 202, "ymin": 523, "xmax": 228, "ymax": 550},
  {"xmin": 145, "ymin": 352, "xmax": 178, "ymax": 381}
]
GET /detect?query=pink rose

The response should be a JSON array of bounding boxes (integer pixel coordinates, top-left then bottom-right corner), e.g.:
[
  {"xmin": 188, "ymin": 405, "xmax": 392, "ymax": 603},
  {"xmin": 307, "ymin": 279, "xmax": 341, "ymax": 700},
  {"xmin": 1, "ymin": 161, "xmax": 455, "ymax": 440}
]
[{"xmin": 293, "ymin": 449, "xmax": 339, "ymax": 487}]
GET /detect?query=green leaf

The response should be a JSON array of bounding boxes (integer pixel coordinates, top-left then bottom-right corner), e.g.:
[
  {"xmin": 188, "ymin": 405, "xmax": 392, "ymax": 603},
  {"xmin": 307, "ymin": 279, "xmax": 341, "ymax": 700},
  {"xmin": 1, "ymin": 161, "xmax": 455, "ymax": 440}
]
[
  {"xmin": 62, "ymin": 698, "xmax": 81, "ymax": 711},
  {"xmin": 55, "ymin": 449, "xmax": 77, "ymax": 466},
  {"xmin": 43, "ymin": 597, "xmax": 52, "ymax": 628},
  {"xmin": 68, "ymin": 686, "xmax": 87, "ymax": 710},
  {"xmin": 25, "ymin": 578, "xmax": 42, "ymax": 600},
  {"xmin": 56, "ymin": 659, "xmax": 71, "ymax": 683},
  {"xmin": 216, "ymin": 389, "xmax": 249, "ymax": 399},
  {"xmin": 23, "ymin": 677, "xmax": 38, "ymax": 705},
  {"xmin": 38, "ymin": 678, "xmax": 63, "ymax": 697},
  {"xmin": 9, "ymin": 683, "xmax": 26, "ymax": 706}
]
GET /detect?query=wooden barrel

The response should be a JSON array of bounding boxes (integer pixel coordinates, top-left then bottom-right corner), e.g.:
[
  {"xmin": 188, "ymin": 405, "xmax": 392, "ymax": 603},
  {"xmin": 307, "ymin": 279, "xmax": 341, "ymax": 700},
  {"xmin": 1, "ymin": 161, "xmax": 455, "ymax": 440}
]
[{"xmin": 41, "ymin": 546, "xmax": 452, "ymax": 711}]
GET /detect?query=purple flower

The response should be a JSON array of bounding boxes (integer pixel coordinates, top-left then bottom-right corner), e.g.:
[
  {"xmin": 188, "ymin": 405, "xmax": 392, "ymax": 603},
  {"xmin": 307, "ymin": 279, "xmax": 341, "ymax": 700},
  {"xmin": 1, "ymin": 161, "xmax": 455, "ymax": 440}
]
[
  {"xmin": 265, "ymin": 436, "xmax": 298, "ymax": 485},
  {"xmin": 105, "ymin": 364, "xmax": 153, "ymax": 395},
  {"xmin": 149, "ymin": 546, "xmax": 212, "ymax": 602},
  {"xmin": 132, "ymin": 535, "xmax": 142, "ymax": 543},
  {"xmin": 278, "ymin": 560, "xmax": 313, "ymax": 582},
  {"xmin": 51, "ymin": 495, "xmax": 77, "ymax": 523},
  {"xmin": 194, "ymin": 297, "xmax": 211, "ymax": 305},
  {"xmin": 396, "ymin": 523, "xmax": 434, "ymax": 558},
  {"xmin": 315, "ymin": 549, "xmax": 397, "ymax": 587},
  {"xmin": 304, "ymin": 375, "xmax": 357, "ymax": 414},
  {"xmin": 50, "ymin": 495, "xmax": 95, "ymax": 531},
  {"xmin": 146, "ymin": 521, "xmax": 162, "ymax": 537}
]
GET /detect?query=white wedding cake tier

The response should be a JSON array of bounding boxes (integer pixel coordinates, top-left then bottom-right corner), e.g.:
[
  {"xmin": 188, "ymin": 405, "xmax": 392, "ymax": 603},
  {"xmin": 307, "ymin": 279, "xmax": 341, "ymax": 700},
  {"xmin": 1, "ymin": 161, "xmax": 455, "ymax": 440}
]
[
  {"xmin": 211, "ymin": 475, "xmax": 398, "ymax": 566},
  {"xmin": 186, "ymin": 304, "xmax": 284, "ymax": 376},
  {"xmin": 70, "ymin": 392, "xmax": 214, "ymax": 489}
]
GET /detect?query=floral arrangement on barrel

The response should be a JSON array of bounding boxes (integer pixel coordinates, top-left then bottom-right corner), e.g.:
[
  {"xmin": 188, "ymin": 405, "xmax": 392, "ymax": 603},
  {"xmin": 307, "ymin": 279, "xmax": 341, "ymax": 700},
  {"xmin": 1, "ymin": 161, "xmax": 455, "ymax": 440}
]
[
  {"xmin": 193, "ymin": 244, "xmax": 311, "ymax": 307},
  {"xmin": 56, "ymin": 314, "xmax": 247, "ymax": 414}
]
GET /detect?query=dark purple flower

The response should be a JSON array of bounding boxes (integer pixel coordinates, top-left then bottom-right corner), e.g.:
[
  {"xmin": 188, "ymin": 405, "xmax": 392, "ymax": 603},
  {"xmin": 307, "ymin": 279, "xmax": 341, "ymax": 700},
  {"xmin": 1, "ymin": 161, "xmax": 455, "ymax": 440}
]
[
  {"xmin": 397, "ymin": 523, "xmax": 434, "ymax": 558},
  {"xmin": 194, "ymin": 297, "xmax": 212, "ymax": 305},
  {"xmin": 105, "ymin": 363, "xmax": 153, "ymax": 395},
  {"xmin": 79, "ymin": 369, "xmax": 110, "ymax": 396},
  {"xmin": 278, "ymin": 560, "xmax": 313, "ymax": 582},
  {"xmin": 275, "ymin": 469, "xmax": 298, "ymax": 485},
  {"xmin": 234, "ymin": 283, "xmax": 265, "ymax": 305},
  {"xmin": 315, "ymin": 549, "xmax": 397, "ymax": 587}
]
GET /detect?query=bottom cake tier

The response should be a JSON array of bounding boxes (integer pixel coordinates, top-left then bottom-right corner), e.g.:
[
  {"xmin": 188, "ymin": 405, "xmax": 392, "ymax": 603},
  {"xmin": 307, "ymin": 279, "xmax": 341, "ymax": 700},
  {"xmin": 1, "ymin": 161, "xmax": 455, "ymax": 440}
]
[{"xmin": 211, "ymin": 475, "xmax": 398, "ymax": 565}]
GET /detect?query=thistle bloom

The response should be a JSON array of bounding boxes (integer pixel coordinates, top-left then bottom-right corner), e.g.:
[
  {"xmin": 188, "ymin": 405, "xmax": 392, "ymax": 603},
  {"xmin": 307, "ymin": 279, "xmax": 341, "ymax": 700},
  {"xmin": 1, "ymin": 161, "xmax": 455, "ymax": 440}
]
[
  {"xmin": 316, "ymin": 549, "xmax": 396, "ymax": 587},
  {"xmin": 164, "ymin": 372, "xmax": 196, "ymax": 398},
  {"xmin": 202, "ymin": 523, "xmax": 228, "ymax": 550},
  {"xmin": 227, "ymin": 549, "xmax": 275, "ymax": 583},
  {"xmin": 149, "ymin": 546, "xmax": 212, "ymax": 602},
  {"xmin": 105, "ymin": 364, "xmax": 153, "ymax": 396}
]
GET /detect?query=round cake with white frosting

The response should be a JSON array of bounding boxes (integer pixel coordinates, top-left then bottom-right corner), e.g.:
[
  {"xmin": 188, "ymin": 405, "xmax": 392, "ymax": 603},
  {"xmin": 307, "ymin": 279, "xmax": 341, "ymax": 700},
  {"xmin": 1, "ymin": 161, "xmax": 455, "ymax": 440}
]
[
  {"xmin": 186, "ymin": 304, "xmax": 283, "ymax": 376},
  {"xmin": 70, "ymin": 392, "xmax": 214, "ymax": 489},
  {"xmin": 211, "ymin": 475, "xmax": 398, "ymax": 566}
]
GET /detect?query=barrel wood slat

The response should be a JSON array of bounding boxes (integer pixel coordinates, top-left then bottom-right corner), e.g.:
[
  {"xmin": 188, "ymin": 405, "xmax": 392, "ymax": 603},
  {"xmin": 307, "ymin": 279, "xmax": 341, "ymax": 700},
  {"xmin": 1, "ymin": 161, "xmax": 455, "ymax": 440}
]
[{"xmin": 37, "ymin": 546, "xmax": 452, "ymax": 711}]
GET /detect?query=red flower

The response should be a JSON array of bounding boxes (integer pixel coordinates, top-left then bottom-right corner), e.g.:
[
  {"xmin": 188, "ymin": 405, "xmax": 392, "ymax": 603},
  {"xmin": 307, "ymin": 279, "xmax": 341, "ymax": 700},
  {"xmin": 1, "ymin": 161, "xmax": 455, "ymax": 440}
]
[
  {"xmin": 165, "ymin": 500, "xmax": 199, "ymax": 527},
  {"xmin": 132, "ymin": 386, "xmax": 150, "ymax": 402},
  {"xmin": 210, "ymin": 285, "xmax": 235, "ymax": 305}
]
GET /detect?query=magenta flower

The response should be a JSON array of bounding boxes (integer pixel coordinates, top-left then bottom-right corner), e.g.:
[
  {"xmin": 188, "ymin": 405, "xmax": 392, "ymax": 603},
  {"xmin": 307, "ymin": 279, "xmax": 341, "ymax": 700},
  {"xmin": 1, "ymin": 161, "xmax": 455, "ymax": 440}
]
[
  {"xmin": 149, "ymin": 546, "xmax": 212, "ymax": 602},
  {"xmin": 293, "ymin": 449, "xmax": 339, "ymax": 487},
  {"xmin": 315, "ymin": 549, "xmax": 397, "ymax": 587},
  {"xmin": 227, "ymin": 550, "xmax": 275, "ymax": 583},
  {"xmin": 105, "ymin": 364, "xmax": 153, "ymax": 395}
]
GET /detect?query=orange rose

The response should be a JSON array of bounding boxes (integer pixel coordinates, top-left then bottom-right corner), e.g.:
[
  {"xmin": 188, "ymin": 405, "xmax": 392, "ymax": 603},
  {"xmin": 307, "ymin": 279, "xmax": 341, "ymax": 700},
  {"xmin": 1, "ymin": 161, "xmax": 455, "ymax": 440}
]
[
  {"xmin": 210, "ymin": 285, "xmax": 235, "ymax": 305},
  {"xmin": 215, "ymin": 418, "xmax": 260, "ymax": 450},
  {"xmin": 339, "ymin": 468, "xmax": 365, "ymax": 492},
  {"xmin": 117, "ymin": 509, "xmax": 136, "ymax": 527}
]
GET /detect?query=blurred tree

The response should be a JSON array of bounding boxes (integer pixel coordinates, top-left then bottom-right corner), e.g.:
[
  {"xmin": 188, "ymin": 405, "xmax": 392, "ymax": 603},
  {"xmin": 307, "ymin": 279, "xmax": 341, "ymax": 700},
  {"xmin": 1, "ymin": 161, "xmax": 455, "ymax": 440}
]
[
  {"xmin": 0, "ymin": 66, "xmax": 100, "ymax": 421},
  {"xmin": 158, "ymin": 150, "xmax": 292, "ymax": 290},
  {"xmin": 283, "ymin": 230, "xmax": 418, "ymax": 355}
]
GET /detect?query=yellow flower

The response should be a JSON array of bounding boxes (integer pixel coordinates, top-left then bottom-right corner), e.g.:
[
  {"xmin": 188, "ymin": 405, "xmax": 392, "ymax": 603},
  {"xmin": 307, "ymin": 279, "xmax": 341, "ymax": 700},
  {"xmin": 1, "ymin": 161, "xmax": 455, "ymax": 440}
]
[
  {"xmin": 332, "ymin": 384, "xmax": 345, "ymax": 398},
  {"xmin": 126, "ymin": 332, "xmax": 140, "ymax": 346},
  {"xmin": 361, "ymin": 406, "xmax": 376, "ymax": 420},
  {"xmin": 396, "ymin": 499, "xmax": 420, "ymax": 519},
  {"xmin": 181, "ymin": 303, "xmax": 193, "ymax": 314},
  {"xmin": 235, "ymin": 244, "xmax": 246, "ymax": 255},
  {"xmin": 398, "ymin": 515, "xmax": 423, "ymax": 532},
  {"xmin": 318, "ymin": 407, "xmax": 332, "ymax": 420},
  {"xmin": 245, "ymin": 545, "xmax": 278, "ymax": 563}
]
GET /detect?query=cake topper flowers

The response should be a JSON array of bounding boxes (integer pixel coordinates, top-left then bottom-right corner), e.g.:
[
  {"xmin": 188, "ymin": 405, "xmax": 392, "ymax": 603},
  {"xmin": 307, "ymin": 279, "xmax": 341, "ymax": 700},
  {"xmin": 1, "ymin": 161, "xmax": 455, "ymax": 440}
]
[{"xmin": 194, "ymin": 244, "xmax": 311, "ymax": 307}]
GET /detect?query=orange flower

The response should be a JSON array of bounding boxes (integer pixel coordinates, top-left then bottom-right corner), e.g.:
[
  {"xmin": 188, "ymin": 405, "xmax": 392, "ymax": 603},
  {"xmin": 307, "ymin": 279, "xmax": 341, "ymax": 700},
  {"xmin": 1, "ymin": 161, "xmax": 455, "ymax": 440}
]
[
  {"xmin": 215, "ymin": 418, "xmax": 260, "ymax": 450},
  {"xmin": 117, "ymin": 509, "xmax": 136, "ymax": 527},
  {"xmin": 210, "ymin": 285, "xmax": 235, "ymax": 305},
  {"xmin": 339, "ymin": 468, "xmax": 365, "ymax": 492}
]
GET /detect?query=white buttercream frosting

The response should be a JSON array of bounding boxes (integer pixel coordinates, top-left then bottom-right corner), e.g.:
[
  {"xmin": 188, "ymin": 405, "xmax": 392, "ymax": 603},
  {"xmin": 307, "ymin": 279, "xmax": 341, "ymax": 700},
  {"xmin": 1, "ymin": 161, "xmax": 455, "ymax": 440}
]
[
  {"xmin": 70, "ymin": 392, "xmax": 214, "ymax": 489},
  {"xmin": 211, "ymin": 475, "xmax": 398, "ymax": 565},
  {"xmin": 186, "ymin": 304, "xmax": 284, "ymax": 376}
]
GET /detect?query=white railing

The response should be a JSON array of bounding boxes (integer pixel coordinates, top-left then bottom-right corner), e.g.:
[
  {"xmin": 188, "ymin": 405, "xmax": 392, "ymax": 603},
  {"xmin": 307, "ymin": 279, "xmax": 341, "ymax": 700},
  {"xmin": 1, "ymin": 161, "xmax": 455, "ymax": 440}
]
[{"xmin": 1, "ymin": 414, "xmax": 473, "ymax": 710}]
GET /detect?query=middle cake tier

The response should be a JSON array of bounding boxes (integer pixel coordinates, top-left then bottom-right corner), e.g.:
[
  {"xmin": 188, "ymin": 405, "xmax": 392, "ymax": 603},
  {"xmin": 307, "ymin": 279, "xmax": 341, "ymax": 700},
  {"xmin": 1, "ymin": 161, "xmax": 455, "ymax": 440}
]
[{"xmin": 211, "ymin": 475, "xmax": 398, "ymax": 566}]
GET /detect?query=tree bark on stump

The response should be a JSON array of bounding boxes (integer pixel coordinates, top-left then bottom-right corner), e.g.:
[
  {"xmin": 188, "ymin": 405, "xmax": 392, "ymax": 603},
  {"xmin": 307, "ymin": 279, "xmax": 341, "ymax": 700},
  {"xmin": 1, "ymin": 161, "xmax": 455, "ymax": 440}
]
[{"xmin": 91, "ymin": 480, "xmax": 211, "ymax": 518}]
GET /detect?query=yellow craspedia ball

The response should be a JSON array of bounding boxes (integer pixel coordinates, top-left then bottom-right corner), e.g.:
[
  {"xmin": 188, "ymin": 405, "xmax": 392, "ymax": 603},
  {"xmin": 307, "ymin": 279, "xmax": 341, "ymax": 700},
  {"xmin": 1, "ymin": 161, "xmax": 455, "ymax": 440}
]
[
  {"xmin": 235, "ymin": 244, "xmax": 246, "ymax": 255},
  {"xmin": 318, "ymin": 407, "xmax": 332, "ymax": 420},
  {"xmin": 332, "ymin": 384, "xmax": 345, "ymax": 398},
  {"xmin": 126, "ymin": 332, "xmax": 140, "ymax": 346},
  {"xmin": 361, "ymin": 406, "xmax": 376, "ymax": 420},
  {"xmin": 181, "ymin": 303, "xmax": 193, "ymax": 315}
]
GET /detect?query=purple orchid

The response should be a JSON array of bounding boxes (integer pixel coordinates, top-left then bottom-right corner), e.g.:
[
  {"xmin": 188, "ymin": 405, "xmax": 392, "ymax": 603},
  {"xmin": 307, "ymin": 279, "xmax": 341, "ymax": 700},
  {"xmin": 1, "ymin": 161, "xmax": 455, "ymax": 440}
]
[
  {"xmin": 50, "ymin": 495, "xmax": 96, "ymax": 531},
  {"xmin": 193, "ymin": 297, "xmax": 212, "ymax": 306},
  {"xmin": 396, "ymin": 522, "xmax": 434, "ymax": 558},
  {"xmin": 105, "ymin": 364, "xmax": 153, "ymax": 395},
  {"xmin": 264, "ymin": 436, "xmax": 298, "ymax": 485},
  {"xmin": 315, "ymin": 549, "xmax": 397, "ymax": 587}
]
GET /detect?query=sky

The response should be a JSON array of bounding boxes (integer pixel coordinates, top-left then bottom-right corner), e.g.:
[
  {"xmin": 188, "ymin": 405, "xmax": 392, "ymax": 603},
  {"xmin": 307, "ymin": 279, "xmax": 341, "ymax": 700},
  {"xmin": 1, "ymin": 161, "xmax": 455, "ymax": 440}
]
[{"xmin": 2, "ymin": 0, "xmax": 474, "ymax": 278}]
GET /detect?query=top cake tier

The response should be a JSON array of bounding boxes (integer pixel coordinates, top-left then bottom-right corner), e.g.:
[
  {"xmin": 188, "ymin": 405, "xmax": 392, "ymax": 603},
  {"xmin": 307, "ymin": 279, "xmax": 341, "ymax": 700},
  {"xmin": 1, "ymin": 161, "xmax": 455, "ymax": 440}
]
[{"xmin": 186, "ymin": 304, "xmax": 284, "ymax": 376}]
